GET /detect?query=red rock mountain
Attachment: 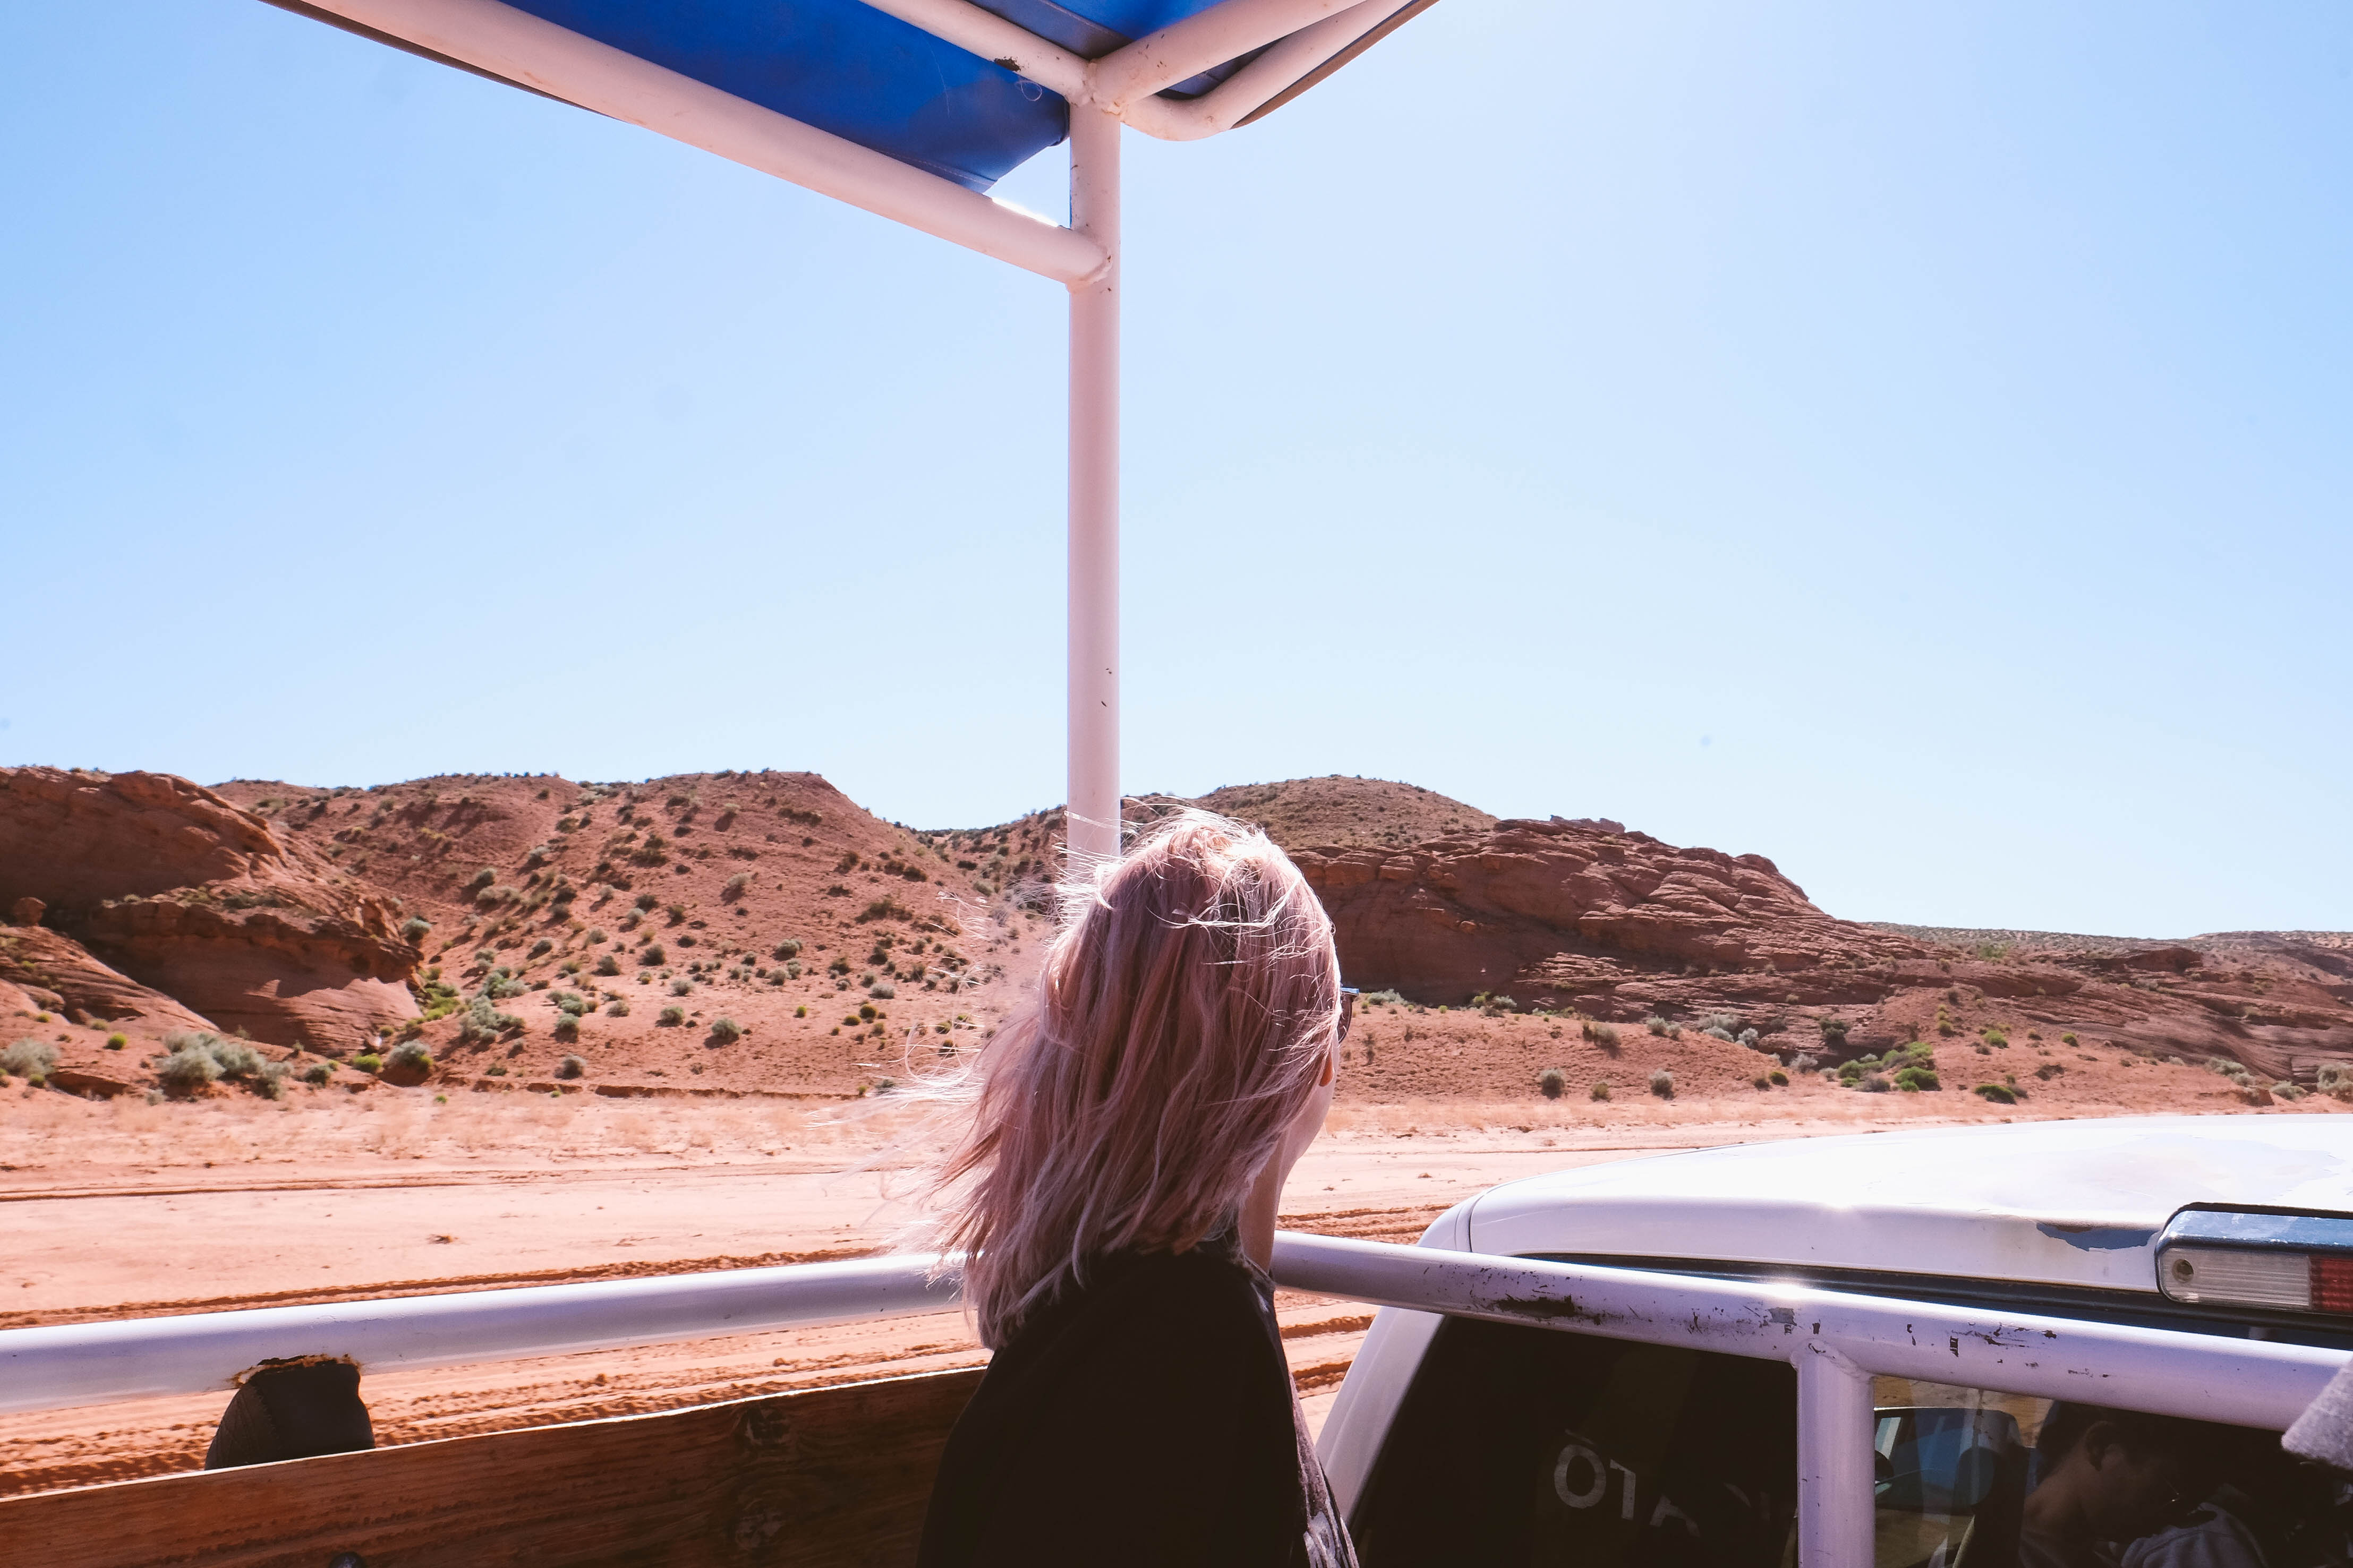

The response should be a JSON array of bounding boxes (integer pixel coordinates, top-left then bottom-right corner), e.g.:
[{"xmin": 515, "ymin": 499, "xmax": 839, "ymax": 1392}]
[{"xmin": 5, "ymin": 767, "xmax": 2347, "ymax": 1101}]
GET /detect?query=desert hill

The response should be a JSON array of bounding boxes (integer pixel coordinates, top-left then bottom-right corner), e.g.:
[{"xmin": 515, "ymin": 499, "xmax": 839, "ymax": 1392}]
[
  {"xmin": 3, "ymin": 766, "xmax": 2348, "ymax": 1113},
  {"xmin": 1131, "ymin": 776, "xmax": 1497, "ymax": 851}
]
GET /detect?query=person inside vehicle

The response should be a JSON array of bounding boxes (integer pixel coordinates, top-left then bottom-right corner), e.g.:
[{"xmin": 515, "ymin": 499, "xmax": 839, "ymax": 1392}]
[
  {"xmin": 913, "ymin": 809, "xmax": 1355, "ymax": 1567},
  {"xmin": 2020, "ymin": 1404, "xmax": 2246, "ymax": 1568}
]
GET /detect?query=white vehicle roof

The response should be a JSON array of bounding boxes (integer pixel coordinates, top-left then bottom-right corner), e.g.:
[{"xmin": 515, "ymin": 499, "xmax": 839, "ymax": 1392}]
[{"xmin": 1460, "ymin": 1115, "xmax": 2353, "ymax": 1295}]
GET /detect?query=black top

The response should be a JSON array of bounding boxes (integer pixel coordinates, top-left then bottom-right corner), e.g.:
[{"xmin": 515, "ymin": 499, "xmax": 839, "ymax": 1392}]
[{"xmin": 917, "ymin": 1237, "xmax": 1357, "ymax": 1568}]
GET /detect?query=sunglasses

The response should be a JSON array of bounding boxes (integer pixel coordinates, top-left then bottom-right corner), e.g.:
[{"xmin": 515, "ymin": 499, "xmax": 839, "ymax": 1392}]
[{"xmin": 1338, "ymin": 987, "xmax": 1358, "ymax": 1046}]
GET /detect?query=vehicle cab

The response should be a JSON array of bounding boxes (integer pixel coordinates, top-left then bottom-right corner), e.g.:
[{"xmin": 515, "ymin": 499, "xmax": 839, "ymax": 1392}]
[{"xmin": 1314, "ymin": 1116, "xmax": 2353, "ymax": 1568}]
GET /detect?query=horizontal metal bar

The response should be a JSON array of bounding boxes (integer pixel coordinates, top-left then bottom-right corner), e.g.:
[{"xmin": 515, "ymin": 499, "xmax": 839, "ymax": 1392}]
[
  {"xmin": 1268, "ymin": 1230, "xmax": 2347, "ymax": 1431},
  {"xmin": 1090, "ymin": 0, "xmax": 1357, "ymax": 110},
  {"xmin": 0, "ymin": 1255, "xmax": 958, "ymax": 1416},
  {"xmin": 306, "ymin": 0, "xmax": 1106, "ymax": 284},
  {"xmin": 854, "ymin": 0, "xmax": 1409, "ymax": 142},
  {"xmin": 856, "ymin": 0, "xmax": 1090, "ymax": 102},
  {"xmin": 1118, "ymin": 0, "xmax": 1399, "ymax": 141}
]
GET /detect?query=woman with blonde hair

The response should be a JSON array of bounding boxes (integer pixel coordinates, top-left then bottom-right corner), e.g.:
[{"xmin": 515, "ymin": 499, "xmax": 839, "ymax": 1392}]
[{"xmin": 915, "ymin": 809, "xmax": 1357, "ymax": 1567}]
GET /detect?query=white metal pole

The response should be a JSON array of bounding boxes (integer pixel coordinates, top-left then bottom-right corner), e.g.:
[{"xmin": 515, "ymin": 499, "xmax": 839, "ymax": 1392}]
[
  {"xmin": 1795, "ymin": 1340, "xmax": 1877, "ymax": 1568},
  {"xmin": 1066, "ymin": 106, "xmax": 1122, "ymax": 860}
]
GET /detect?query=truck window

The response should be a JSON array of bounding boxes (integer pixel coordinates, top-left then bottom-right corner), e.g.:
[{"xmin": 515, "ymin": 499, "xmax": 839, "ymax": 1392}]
[
  {"xmin": 1870, "ymin": 1377, "xmax": 2341, "ymax": 1568},
  {"xmin": 1349, "ymin": 1317, "xmax": 1797, "ymax": 1568}
]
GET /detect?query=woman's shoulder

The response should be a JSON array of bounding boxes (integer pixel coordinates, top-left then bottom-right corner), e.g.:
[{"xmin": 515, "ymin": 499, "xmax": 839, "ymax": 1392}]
[{"xmin": 1008, "ymin": 1240, "xmax": 1277, "ymax": 1368}]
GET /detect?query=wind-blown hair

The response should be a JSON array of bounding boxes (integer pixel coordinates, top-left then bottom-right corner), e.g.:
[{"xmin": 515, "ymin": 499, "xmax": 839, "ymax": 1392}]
[{"xmin": 921, "ymin": 808, "xmax": 1341, "ymax": 1347}]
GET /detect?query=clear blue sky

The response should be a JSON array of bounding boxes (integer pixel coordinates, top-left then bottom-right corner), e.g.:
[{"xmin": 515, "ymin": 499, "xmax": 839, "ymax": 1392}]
[{"xmin": 4, "ymin": 2, "xmax": 2347, "ymax": 938}]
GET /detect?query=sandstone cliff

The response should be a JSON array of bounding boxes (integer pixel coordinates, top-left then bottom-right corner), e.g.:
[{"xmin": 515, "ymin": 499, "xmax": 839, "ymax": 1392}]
[{"xmin": 0, "ymin": 767, "xmax": 421, "ymax": 1050}]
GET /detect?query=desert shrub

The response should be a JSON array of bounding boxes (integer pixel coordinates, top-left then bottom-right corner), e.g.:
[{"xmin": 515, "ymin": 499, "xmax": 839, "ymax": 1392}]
[
  {"xmin": 2061, "ymin": 1032, "xmax": 2079, "ymax": 1047},
  {"xmin": 1974, "ymin": 1083, "xmax": 2017, "ymax": 1104},
  {"xmin": 551, "ymin": 990, "xmax": 591, "ymax": 1016},
  {"xmin": 1752, "ymin": 1074, "xmax": 1771, "ymax": 1090},
  {"xmin": 1648, "ymin": 1069, "xmax": 1674, "ymax": 1099},
  {"xmin": 1538, "ymin": 1067, "xmax": 1565, "ymax": 1100},
  {"xmin": 2035, "ymin": 1061, "xmax": 2065, "ymax": 1081},
  {"xmin": 1704, "ymin": 1026, "xmax": 1737, "ymax": 1043},
  {"xmin": 670, "ymin": 978, "xmax": 693, "ymax": 996},
  {"xmin": 794, "ymin": 1005, "xmax": 808, "ymax": 1018},
  {"xmin": 773, "ymin": 939, "xmax": 803, "ymax": 961},
  {"xmin": 1818, "ymin": 1017, "xmax": 1850, "ymax": 1046},
  {"xmin": 400, "ymin": 916, "xmax": 432, "ymax": 942},
  {"xmin": 552, "ymin": 1014, "xmax": 580, "ymax": 1042},
  {"xmin": 457, "ymin": 997, "xmax": 522, "ymax": 1044},
  {"xmin": 162, "ymin": 1032, "xmax": 268, "ymax": 1081},
  {"xmin": 708, "ymin": 1017, "xmax": 745, "ymax": 1044},
  {"xmin": 559, "ymin": 958, "xmax": 581, "ymax": 976},
  {"xmin": 1737, "ymin": 1028, "xmax": 1760, "ymax": 1048},
  {"xmin": 1644, "ymin": 1016, "xmax": 1670, "ymax": 1036},
  {"xmin": 1698, "ymin": 1012, "xmax": 1741, "ymax": 1038},
  {"xmin": 556, "ymin": 1054, "xmax": 586, "ymax": 1079},
  {"xmin": 869, "ymin": 982, "xmax": 897, "ymax": 1000},
  {"xmin": 353, "ymin": 1053, "xmax": 383, "ymax": 1074},
  {"xmin": 658, "ymin": 1005, "xmax": 686, "ymax": 1026},
  {"xmin": 1769, "ymin": 1069, "xmax": 1788, "ymax": 1086},
  {"xmin": 528, "ymin": 938, "xmax": 553, "ymax": 959},
  {"xmin": 594, "ymin": 954, "xmax": 621, "ymax": 976},
  {"xmin": 104, "ymin": 1032, "xmax": 127, "ymax": 1051},
  {"xmin": 606, "ymin": 999, "xmax": 630, "ymax": 1017},
  {"xmin": 786, "ymin": 961, "xmax": 803, "ymax": 980},
  {"xmin": 1790, "ymin": 1053, "xmax": 1819, "ymax": 1074},
  {"xmin": 386, "ymin": 1040, "xmax": 432, "ymax": 1074},
  {"xmin": 1858, "ymin": 1073, "xmax": 1891, "ymax": 1093},
  {"xmin": 724, "ymin": 873, "xmax": 751, "ymax": 898},
  {"xmin": 643, "ymin": 944, "xmax": 666, "ymax": 965},
  {"xmin": 2, "ymin": 1039, "xmax": 60, "ymax": 1081},
  {"xmin": 857, "ymin": 1003, "xmax": 879, "ymax": 1022},
  {"xmin": 2274, "ymin": 1082, "xmax": 2305, "ymax": 1101},
  {"xmin": 1981, "ymin": 1027, "xmax": 2009, "ymax": 1048},
  {"xmin": 466, "ymin": 867, "xmax": 498, "ymax": 893},
  {"xmin": 1360, "ymin": 989, "xmax": 1404, "ymax": 1007},
  {"xmin": 155, "ymin": 1045, "xmax": 220, "ymax": 1092},
  {"xmin": 481, "ymin": 969, "xmax": 527, "ymax": 1001},
  {"xmin": 2317, "ymin": 1064, "xmax": 2353, "ymax": 1101},
  {"xmin": 1590, "ymin": 1080, "xmax": 1612, "ymax": 1101},
  {"xmin": 1894, "ymin": 1064, "xmax": 1941, "ymax": 1092}
]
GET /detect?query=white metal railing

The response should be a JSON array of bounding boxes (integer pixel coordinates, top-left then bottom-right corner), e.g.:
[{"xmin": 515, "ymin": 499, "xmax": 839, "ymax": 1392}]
[
  {"xmin": 0, "ymin": 1254, "xmax": 952, "ymax": 1416},
  {"xmin": 4, "ymin": 1233, "xmax": 2340, "ymax": 1568}
]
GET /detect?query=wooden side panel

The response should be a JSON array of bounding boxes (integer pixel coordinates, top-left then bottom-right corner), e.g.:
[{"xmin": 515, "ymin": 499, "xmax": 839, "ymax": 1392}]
[{"xmin": 3, "ymin": 1367, "xmax": 981, "ymax": 1568}]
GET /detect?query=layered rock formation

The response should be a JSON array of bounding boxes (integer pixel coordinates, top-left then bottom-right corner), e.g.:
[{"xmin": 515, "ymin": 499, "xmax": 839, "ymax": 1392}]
[
  {"xmin": 1281, "ymin": 803, "xmax": 2353, "ymax": 1076},
  {"xmin": 0, "ymin": 768, "xmax": 420, "ymax": 1049},
  {"xmin": 1292, "ymin": 816, "xmax": 1923, "ymax": 1013}
]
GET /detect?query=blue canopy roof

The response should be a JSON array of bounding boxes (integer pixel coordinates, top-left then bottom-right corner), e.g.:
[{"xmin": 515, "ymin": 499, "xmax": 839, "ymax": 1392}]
[{"xmin": 497, "ymin": 1, "xmax": 1237, "ymax": 192}]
